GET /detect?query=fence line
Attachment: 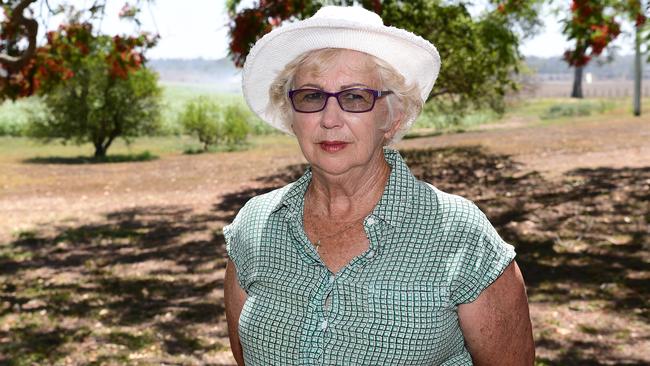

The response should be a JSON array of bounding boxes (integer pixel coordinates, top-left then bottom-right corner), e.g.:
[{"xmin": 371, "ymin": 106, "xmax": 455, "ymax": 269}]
[{"xmin": 519, "ymin": 81, "xmax": 650, "ymax": 98}]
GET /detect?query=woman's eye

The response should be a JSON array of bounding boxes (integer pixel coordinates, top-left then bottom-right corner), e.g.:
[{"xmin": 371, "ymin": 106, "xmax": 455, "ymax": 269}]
[
  {"xmin": 342, "ymin": 92, "xmax": 365, "ymax": 100},
  {"xmin": 303, "ymin": 92, "xmax": 324, "ymax": 101}
]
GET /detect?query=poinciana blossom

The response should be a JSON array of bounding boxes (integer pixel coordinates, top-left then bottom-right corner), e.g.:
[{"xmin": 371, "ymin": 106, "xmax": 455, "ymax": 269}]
[
  {"xmin": 6, "ymin": 21, "xmax": 158, "ymax": 98},
  {"xmin": 563, "ymin": 0, "xmax": 621, "ymax": 67},
  {"xmin": 0, "ymin": 0, "xmax": 157, "ymax": 101}
]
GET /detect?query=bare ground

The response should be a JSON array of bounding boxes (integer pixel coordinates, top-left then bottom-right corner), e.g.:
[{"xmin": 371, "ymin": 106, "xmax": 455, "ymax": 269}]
[{"xmin": 0, "ymin": 114, "xmax": 649, "ymax": 365}]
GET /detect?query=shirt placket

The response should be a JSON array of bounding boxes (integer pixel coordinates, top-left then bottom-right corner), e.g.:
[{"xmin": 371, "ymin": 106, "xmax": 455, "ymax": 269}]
[
  {"xmin": 319, "ymin": 215, "xmax": 387, "ymax": 365},
  {"xmin": 298, "ymin": 270, "xmax": 336, "ymax": 365},
  {"xmin": 286, "ymin": 202, "xmax": 389, "ymax": 365},
  {"xmin": 283, "ymin": 208, "xmax": 327, "ymax": 364}
]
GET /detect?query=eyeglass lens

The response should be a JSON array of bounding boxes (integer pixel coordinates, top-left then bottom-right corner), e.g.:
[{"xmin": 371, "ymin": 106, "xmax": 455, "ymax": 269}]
[{"xmin": 291, "ymin": 89, "xmax": 375, "ymax": 112}]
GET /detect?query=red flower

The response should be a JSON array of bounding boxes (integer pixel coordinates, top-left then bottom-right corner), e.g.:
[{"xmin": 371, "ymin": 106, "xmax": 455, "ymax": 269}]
[
  {"xmin": 61, "ymin": 68, "xmax": 74, "ymax": 80},
  {"xmin": 372, "ymin": 0, "xmax": 382, "ymax": 14}
]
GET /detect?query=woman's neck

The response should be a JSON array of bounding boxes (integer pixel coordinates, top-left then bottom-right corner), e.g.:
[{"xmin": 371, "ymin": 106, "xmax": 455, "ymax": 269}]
[{"xmin": 306, "ymin": 149, "xmax": 391, "ymax": 220}]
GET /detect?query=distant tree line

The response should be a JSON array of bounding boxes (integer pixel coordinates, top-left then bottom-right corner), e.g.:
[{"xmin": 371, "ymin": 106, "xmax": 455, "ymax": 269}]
[
  {"xmin": 148, "ymin": 55, "xmax": 650, "ymax": 85},
  {"xmin": 525, "ymin": 54, "xmax": 650, "ymax": 80}
]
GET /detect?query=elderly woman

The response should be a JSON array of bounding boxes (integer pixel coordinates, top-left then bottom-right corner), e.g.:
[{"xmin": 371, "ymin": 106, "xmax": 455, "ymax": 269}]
[{"xmin": 223, "ymin": 6, "xmax": 534, "ymax": 366}]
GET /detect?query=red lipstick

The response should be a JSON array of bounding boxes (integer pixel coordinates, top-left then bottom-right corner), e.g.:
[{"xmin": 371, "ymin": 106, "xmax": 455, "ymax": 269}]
[{"xmin": 319, "ymin": 141, "xmax": 348, "ymax": 152}]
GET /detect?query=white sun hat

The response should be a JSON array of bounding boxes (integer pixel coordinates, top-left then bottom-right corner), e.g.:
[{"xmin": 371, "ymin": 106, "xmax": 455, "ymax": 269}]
[{"xmin": 241, "ymin": 5, "xmax": 441, "ymax": 134}]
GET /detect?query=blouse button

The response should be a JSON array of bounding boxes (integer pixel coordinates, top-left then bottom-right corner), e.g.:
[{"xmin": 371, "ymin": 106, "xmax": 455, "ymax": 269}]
[
  {"xmin": 320, "ymin": 319, "xmax": 328, "ymax": 331},
  {"xmin": 366, "ymin": 216, "xmax": 376, "ymax": 226},
  {"xmin": 367, "ymin": 249, "xmax": 376, "ymax": 259}
]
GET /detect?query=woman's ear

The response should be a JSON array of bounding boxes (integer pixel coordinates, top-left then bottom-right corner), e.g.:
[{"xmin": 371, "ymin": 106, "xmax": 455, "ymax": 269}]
[{"xmin": 383, "ymin": 109, "xmax": 404, "ymax": 143}]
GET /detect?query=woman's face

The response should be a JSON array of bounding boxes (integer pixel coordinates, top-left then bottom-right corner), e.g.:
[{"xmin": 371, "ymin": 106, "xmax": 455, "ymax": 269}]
[{"xmin": 290, "ymin": 50, "xmax": 400, "ymax": 177}]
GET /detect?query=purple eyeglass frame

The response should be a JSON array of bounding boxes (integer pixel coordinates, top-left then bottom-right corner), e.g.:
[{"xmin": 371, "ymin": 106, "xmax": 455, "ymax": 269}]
[{"xmin": 288, "ymin": 88, "xmax": 393, "ymax": 113}]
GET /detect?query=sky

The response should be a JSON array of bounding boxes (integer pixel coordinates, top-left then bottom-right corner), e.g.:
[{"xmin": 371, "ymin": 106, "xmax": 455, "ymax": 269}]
[{"xmin": 30, "ymin": 0, "xmax": 635, "ymax": 60}]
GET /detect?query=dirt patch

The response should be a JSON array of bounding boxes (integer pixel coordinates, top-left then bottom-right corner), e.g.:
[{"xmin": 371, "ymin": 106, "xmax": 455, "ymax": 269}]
[
  {"xmin": 1, "ymin": 115, "xmax": 649, "ymax": 364},
  {"xmin": 0, "ymin": 145, "xmax": 306, "ymax": 243},
  {"xmin": 400, "ymin": 114, "xmax": 650, "ymax": 179}
]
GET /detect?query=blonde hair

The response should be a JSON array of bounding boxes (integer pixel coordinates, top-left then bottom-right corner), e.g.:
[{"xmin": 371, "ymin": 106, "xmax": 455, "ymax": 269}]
[{"xmin": 267, "ymin": 48, "xmax": 423, "ymax": 144}]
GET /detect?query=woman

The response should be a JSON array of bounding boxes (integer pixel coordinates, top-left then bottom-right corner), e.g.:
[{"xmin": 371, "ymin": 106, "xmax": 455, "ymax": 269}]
[{"xmin": 224, "ymin": 6, "xmax": 534, "ymax": 365}]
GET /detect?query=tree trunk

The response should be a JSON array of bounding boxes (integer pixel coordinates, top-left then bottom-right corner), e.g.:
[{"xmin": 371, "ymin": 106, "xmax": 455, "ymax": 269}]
[
  {"xmin": 93, "ymin": 134, "xmax": 116, "ymax": 158},
  {"xmin": 0, "ymin": 0, "xmax": 39, "ymax": 72},
  {"xmin": 571, "ymin": 66, "xmax": 584, "ymax": 98},
  {"xmin": 634, "ymin": 17, "xmax": 642, "ymax": 116},
  {"xmin": 100, "ymin": 135, "xmax": 117, "ymax": 157},
  {"xmin": 94, "ymin": 142, "xmax": 107, "ymax": 158}
]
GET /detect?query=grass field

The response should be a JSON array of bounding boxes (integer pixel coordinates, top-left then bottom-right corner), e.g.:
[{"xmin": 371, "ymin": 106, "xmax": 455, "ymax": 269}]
[
  {"xmin": 0, "ymin": 82, "xmax": 275, "ymax": 140},
  {"xmin": 1, "ymin": 85, "xmax": 644, "ymax": 160},
  {"xmin": 1, "ymin": 96, "xmax": 649, "ymax": 365}
]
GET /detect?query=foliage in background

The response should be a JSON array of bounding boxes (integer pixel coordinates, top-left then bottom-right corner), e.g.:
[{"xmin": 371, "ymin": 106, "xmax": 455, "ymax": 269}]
[
  {"xmin": 179, "ymin": 96, "xmax": 221, "ymax": 151},
  {"xmin": 23, "ymin": 19, "xmax": 161, "ymax": 157},
  {"xmin": 0, "ymin": 97, "xmax": 36, "ymax": 136},
  {"xmin": 0, "ymin": 0, "xmax": 39, "ymax": 99},
  {"xmin": 0, "ymin": 85, "xmax": 278, "ymax": 139},
  {"xmin": 561, "ymin": 0, "xmax": 621, "ymax": 98},
  {"xmin": 412, "ymin": 101, "xmax": 499, "ymax": 134},
  {"xmin": 540, "ymin": 99, "xmax": 615, "ymax": 119},
  {"xmin": 226, "ymin": 0, "xmax": 543, "ymax": 121},
  {"xmin": 558, "ymin": 0, "xmax": 648, "ymax": 98},
  {"xmin": 179, "ymin": 96, "xmax": 250, "ymax": 152},
  {"xmin": 0, "ymin": 0, "xmax": 157, "ymax": 101},
  {"xmin": 222, "ymin": 104, "xmax": 251, "ymax": 146},
  {"xmin": 158, "ymin": 84, "xmax": 277, "ymax": 137},
  {"xmin": 562, "ymin": 1, "xmax": 621, "ymax": 68}
]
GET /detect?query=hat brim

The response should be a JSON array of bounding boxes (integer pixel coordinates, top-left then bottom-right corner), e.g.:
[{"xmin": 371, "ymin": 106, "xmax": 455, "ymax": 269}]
[{"xmin": 242, "ymin": 18, "xmax": 441, "ymax": 135}]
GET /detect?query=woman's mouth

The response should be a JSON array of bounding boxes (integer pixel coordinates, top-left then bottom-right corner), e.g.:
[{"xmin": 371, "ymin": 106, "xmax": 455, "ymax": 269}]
[{"xmin": 319, "ymin": 141, "xmax": 348, "ymax": 152}]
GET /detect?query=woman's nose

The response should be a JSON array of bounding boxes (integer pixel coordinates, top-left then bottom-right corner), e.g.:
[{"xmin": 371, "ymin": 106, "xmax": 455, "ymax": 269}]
[{"xmin": 319, "ymin": 96, "xmax": 344, "ymax": 129}]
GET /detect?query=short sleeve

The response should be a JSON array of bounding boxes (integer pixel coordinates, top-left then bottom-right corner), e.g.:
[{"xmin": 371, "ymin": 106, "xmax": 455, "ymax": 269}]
[
  {"xmin": 450, "ymin": 212, "xmax": 516, "ymax": 305},
  {"xmin": 222, "ymin": 206, "xmax": 249, "ymax": 292},
  {"xmin": 222, "ymin": 222, "xmax": 237, "ymax": 262}
]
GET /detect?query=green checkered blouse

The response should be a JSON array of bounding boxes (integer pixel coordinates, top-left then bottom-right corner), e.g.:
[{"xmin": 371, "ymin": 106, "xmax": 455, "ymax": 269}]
[{"xmin": 224, "ymin": 148, "xmax": 515, "ymax": 365}]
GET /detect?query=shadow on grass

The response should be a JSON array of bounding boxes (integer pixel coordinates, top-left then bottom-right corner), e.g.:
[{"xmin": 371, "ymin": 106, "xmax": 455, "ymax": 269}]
[
  {"xmin": 0, "ymin": 205, "xmax": 228, "ymax": 364},
  {"xmin": 210, "ymin": 146, "xmax": 648, "ymax": 365},
  {"xmin": 211, "ymin": 162, "xmax": 308, "ymax": 223},
  {"xmin": 404, "ymin": 147, "xmax": 649, "ymax": 366},
  {"xmin": 1, "ymin": 145, "xmax": 648, "ymax": 365},
  {"xmin": 213, "ymin": 146, "xmax": 649, "ymax": 320},
  {"xmin": 23, "ymin": 151, "xmax": 158, "ymax": 164},
  {"xmin": 213, "ymin": 147, "xmax": 649, "ymax": 318},
  {"xmin": 0, "ymin": 324, "xmax": 91, "ymax": 365},
  {"xmin": 403, "ymin": 147, "xmax": 649, "ymax": 316}
]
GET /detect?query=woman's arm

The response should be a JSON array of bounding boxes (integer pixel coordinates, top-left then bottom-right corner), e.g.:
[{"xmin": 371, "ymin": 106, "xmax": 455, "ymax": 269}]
[
  {"xmin": 457, "ymin": 261, "xmax": 535, "ymax": 365},
  {"xmin": 224, "ymin": 259, "xmax": 248, "ymax": 366}
]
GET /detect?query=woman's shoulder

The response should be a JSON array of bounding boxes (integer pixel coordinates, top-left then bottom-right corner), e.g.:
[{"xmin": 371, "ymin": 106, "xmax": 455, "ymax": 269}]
[
  {"xmin": 412, "ymin": 181, "xmax": 515, "ymax": 277},
  {"xmin": 414, "ymin": 181, "xmax": 491, "ymax": 233},
  {"xmin": 223, "ymin": 182, "xmax": 298, "ymax": 265},
  {"xmin": 416, "ymin": 181, "xmax": 482, "ymax": 215},
  {"xmin": 230, "ymin": 182, "xmax": 297, "ymax": 224}
]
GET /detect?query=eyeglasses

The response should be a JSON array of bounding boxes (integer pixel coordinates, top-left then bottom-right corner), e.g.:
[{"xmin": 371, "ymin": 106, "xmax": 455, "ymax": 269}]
[{"xmin": 288, "ymin": 88, "xmax": 393, "ymax": 113}]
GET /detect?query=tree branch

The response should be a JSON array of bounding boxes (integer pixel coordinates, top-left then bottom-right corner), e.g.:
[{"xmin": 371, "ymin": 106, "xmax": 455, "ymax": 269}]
[
  {"xmin": 428, "ymin": 88, "xmax": 450, "ymax": 99},
  {"xmin": 0, "ymin": 0, "xmax": 40, "ymax": 71}
]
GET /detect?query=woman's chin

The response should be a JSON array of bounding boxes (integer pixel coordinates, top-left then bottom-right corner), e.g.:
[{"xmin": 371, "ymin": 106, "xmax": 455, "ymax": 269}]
[
  {"xmin": 307, "ymin": 151, "xmax": 363, "ymax": 176},
  {"xmin": 310, "ymin": 160, "xmax": 356, "ymax": 177}
]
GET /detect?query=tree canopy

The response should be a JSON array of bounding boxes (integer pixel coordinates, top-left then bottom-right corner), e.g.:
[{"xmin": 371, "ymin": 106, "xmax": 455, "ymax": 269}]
[
  {"xmin": 24, "ymin": 19, "xmax": 161, "ymax": 157},
  {"xmin": 1, "ymin": 1, "xmax": 162, "ymax": 157},
  {"xmin": 558, "ymin": 0, "xmax": 647, "ymax": 97},
  {"xmin": 227, "ymin": 0, "xmax": 544, "ymax": 118},
  {"xmin": 0, "ymin": 0, "xmax": 156, "ymax": 101}
]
